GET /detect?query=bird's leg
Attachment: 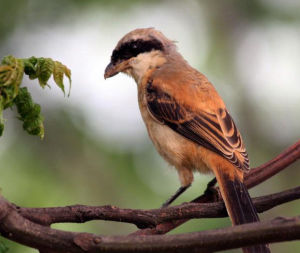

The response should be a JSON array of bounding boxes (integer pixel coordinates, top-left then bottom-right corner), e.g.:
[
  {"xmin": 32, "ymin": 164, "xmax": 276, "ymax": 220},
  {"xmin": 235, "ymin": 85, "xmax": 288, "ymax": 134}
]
[
  {"xmin": 161, "ymin": 167, "xmax": 193, "ymax": 208},
  {"xmin": 161, "ymin": 184, "xmax": 191, "ymax": 208}
]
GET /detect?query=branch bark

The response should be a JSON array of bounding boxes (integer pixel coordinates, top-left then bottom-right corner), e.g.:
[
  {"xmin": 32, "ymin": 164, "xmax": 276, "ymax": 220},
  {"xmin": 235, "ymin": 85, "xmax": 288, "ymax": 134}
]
[
  {"xmin": 1, "ymin": 196, "xmax": 300, "ymax": 253},
  {"xmin": 0, "ymin": 140, "xmax": 299, "ymax": 252},
  {"xmin": 17, "ymin": 186, "xmax": 300, "ymax": 228}
]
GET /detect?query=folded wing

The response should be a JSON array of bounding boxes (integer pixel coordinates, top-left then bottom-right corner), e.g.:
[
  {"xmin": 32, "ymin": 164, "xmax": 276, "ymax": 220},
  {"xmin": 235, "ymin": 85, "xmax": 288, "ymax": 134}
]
[{"xmin": 146, "ymin": 80, "xmax": 249, "ymax": 171}]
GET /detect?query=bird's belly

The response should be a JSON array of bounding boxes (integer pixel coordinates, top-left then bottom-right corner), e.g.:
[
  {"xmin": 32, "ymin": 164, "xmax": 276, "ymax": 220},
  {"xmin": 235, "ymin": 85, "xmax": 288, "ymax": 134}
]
[{"xmin": 145, "ymin": 118, "xmax": 211, "ymax": 174}]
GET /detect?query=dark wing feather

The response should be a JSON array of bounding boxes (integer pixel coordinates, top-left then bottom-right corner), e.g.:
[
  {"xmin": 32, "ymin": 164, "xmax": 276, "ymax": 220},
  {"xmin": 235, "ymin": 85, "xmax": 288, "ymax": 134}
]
[{"xmin": 146, "ymin": 81, "xmax": 249, "ymax": 170}]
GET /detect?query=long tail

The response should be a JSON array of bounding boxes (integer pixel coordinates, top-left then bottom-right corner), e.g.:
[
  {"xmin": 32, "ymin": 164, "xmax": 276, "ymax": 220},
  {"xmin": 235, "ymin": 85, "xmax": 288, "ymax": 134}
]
[{"xmin": 213, "ymin": 166, "xmax": 271, "ymax": 253}]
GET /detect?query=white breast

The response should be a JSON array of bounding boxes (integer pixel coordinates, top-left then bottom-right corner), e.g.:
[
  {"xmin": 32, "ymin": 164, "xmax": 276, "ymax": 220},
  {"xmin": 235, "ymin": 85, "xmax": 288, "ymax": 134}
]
[{"xmin": 130, "ymin": 51, "xmax": 166, "ymax": 84}]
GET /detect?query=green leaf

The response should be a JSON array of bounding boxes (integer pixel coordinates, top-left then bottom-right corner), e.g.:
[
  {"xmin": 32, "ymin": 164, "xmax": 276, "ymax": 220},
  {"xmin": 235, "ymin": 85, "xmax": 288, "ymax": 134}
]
[
  {"xmin": 1, "ymin": 56, "xmax": 17, "ymax": 86},
  {"xmin": 15, "ymin": 59, "xmax": 24, "ymax": 85},
  {"xmin": 0, "ymin": 65, "xmax": 13, "ymax": 85},
  {"xmin": 0, "ymin": 56, "xmax": 24, "ymax": 110},
  {"xmin": 36, "ymin": 58, "xmax": 54, "ymax": 88},
  {"xmin": 53, "ymin": 61, "xmax": 65, "ymax": 94},
  {"xmin": 0, "ymin": 56, "xmax": 24, "ymax": 90},
  {"xmin": 14, "ymin": 87, "xmax": 45, "ymax": 139},
  {"xmin": 64, "ymin": 65, "xmax": 72, "ymax": 97},
  {"xmin": 23, "ymin": 56, "xmax": 37, "ymax": 77},
  {"xmin": 0, "ymin": 55, "xmax": 71, "ymax": 139},
  {"xmin": 53, "ymin": 60, "xmax": 72, "ymax": 96}
]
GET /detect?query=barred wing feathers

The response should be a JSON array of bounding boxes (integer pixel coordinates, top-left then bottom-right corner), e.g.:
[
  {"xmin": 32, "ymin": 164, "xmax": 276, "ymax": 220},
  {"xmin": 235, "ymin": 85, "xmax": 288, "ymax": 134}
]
[{"xmin": 146, "ymin": 81, "xmax": 249, "ymax": 171}]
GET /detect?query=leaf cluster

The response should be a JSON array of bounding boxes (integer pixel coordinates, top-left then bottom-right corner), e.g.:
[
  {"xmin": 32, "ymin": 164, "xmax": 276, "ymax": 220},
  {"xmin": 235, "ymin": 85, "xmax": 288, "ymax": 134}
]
[{"xmin": 0, "ymin": 55, "xmax": 71, "ymax": 138}]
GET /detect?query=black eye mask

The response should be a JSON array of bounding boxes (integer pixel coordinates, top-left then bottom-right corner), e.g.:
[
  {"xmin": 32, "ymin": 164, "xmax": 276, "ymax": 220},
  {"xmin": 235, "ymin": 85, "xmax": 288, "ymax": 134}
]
[{"xmin": 111, "ymin": 39, "xmax": 164, "ymax": 64}]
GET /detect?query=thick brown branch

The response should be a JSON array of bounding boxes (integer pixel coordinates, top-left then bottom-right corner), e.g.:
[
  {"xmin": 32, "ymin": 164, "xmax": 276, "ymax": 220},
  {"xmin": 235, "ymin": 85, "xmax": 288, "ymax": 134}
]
[
  {"xmin": 131, "ymin": 186, "xmax": 300, "ymax": 235},
  {"xmin": 1, "ymin": 196, "xmax": 300, "ymax": 253},
  {"xmin": 0, "ymin": 141, "xmax": 298, "ymax": 252},
  {"xmin": 18, "ymin": 204, "xmax": 158, "ymax": 228},
  {"xmin": 16, "ymin": 186, "xmax": 300, "ymax": 230},
  {"xmin": 15, "ymin": 140, "xmax": 300, "ymax": 230}
]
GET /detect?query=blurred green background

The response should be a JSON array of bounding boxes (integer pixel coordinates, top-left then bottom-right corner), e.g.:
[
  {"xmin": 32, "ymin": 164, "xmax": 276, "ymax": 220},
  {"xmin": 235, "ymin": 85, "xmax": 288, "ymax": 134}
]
[{"xmin": 0, "ymin": 0, "xmax": 299, "ymax": 252}]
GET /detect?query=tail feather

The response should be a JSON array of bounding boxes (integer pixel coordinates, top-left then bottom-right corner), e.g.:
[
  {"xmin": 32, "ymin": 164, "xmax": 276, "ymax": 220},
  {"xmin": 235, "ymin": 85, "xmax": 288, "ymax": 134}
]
[{"xmin": 214, "ymin": 166, "xmax": 271, "ymax": 253}]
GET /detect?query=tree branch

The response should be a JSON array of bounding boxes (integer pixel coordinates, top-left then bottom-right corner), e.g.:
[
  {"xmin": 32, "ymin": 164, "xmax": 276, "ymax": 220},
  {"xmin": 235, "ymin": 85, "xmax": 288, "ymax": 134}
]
[
  {"xmin": 1, "ymin": 196, "xmax": 300, "ymax": 253},
  {"xmin": 16, "ymin": 140, "xmax": 300, "ymax": 229},
  {"xmin": 17, "ymin": 186, "xmax": 300, "ymax": 229},
  {"xmin": 0, "ymin": 140, "xmax": 299, "ymax": 252}
]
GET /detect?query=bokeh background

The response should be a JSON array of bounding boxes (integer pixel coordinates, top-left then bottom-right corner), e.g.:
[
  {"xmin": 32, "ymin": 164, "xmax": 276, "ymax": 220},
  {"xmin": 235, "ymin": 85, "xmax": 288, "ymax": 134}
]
[{"xmin": 0, "ymin": 0, "xmax": 299, "ymax": 252}]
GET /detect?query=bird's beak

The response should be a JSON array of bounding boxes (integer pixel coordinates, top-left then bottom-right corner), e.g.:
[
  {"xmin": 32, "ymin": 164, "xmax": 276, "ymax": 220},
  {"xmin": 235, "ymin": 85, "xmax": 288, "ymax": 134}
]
[
  {"xmin": 104, "ymin": 60, "xmax": 131, "ymax": 79},
  {"xmin": 104, "ymin": 62, "xmax": 118, "ymax": 79}
]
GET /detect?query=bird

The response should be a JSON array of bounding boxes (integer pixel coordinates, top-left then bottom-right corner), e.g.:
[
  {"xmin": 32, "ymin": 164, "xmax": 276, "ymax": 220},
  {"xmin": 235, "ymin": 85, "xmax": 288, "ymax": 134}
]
[{"xmin": 104, "ymin": 28, "xmax": 270, "ymax": 253}]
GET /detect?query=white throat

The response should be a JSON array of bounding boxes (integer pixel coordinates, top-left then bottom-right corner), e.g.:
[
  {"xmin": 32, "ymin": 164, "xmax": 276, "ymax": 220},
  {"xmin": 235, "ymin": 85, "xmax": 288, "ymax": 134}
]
[{"xmin": 127, "ymin": 51, "xmax": 166, "ymax": 84}]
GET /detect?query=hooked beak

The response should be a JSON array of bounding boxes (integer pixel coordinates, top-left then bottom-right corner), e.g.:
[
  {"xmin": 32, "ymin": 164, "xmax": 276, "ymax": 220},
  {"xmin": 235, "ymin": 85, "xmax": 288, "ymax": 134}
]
[
  {"xmin": 104, "ymin": 60, "xmax": 131, "ymax": 79},
  {"xmin": 104, "ymin": 62, "xmax": 119, "ymax": 79}
]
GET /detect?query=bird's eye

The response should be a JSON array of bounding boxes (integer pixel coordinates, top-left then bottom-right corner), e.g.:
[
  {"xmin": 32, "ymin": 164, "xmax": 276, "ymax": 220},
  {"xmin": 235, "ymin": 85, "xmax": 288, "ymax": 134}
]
[{"xmin": 130, "ymin": 42, "xmax": 139, "ymax": 51}]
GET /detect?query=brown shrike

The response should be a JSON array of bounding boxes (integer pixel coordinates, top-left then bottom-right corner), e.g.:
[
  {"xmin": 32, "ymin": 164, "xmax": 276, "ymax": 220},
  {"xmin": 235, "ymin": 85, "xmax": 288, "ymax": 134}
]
[{"xmin": 104, "ymin": 28, "xmax": 270, "ymax": 253}]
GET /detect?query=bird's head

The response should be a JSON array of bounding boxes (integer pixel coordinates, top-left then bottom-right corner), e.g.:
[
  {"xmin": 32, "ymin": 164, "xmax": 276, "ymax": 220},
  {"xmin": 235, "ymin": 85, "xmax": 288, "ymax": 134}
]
[{"xmin": 104, "ymin": 28, "xmax": 175, "ymax": 82}]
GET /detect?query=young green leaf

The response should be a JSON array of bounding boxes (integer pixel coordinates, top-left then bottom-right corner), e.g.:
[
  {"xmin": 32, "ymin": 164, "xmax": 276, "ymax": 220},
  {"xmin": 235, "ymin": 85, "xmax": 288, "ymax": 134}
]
[
  {"xmin": 0, "ymin": 65, "xmax": 13, "ymax": 85},
  {"xmin": 53, "ymin": 60, "xmax": 72, "ymax": 96},
  {"xmin": 0, "ymin": 55, "xmax": 71, "ymax": 139},
  {"xmin": 53, "ymin": 61, "xmax": 65, "ymax": 94},
  {"xmin": 23, "ymin": 56, "xmax": 38, "ymax": 79},
  {"xmin": 0, "ymin": 56, "xmax": 24, "ymax": 89},
  {"xmin": 0, "ymin": 56, "xmax": 24, "ymax": 108},
  {"xmin": 36, "ymin": 58, "xmax": 54, "ymax": 88},
  {"xmin": 14, "ymin": 87, "xmax": 44, "ymax": 139}
]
